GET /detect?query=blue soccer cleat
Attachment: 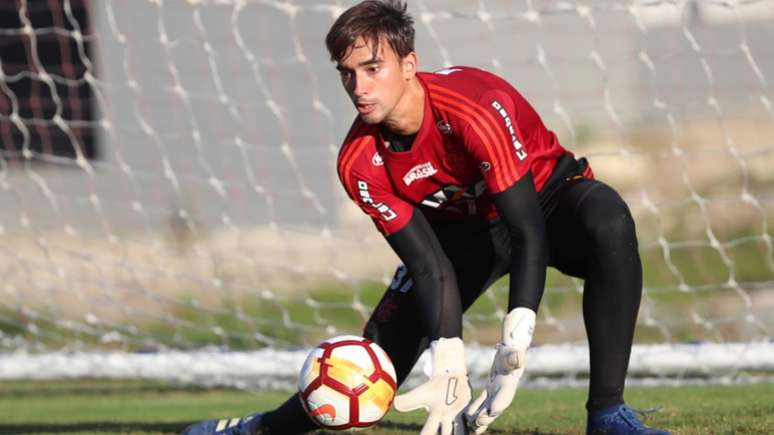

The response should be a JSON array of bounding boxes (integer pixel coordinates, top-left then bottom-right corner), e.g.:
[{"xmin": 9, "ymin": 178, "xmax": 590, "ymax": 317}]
[
  {"xmin": 180, "ymin": 412, "xmax": 266, "ymax": 435},
  {"xmin": 586, "ymin": 404, "xmax": 670, "ymax": 435}
]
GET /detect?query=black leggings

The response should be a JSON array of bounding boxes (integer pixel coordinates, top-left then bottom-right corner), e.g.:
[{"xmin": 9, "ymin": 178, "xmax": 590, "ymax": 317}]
[
  {"xmin": 264, "ymin": 178, "xmax": 642, "ymax": 433},
  {"xmin": 544, "ymin": 178, "xmax": 643, "ymax": 412},
  {"xmin": 366, "ymin": 178, "xmax": 642, "ymax": 409}
]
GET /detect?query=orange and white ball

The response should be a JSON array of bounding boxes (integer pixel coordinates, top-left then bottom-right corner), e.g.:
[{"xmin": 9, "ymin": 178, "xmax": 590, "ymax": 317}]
[{"xmin": 298, "ymin": 335, "xmax": 397, "ymax": 430}]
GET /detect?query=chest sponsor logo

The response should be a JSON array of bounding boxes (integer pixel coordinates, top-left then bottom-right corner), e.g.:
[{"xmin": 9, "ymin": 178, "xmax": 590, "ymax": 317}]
[
  {"xmin": 491, "ymin": 100, "xmax": 528, "ymax": 161},
  {"xmin": 357, "ymin": 180, "xmax": 397, "ymax": 221},
  {"xmin": 371, "ymin": 151, "xmax": 384, "ymax": 166},
  {"xmin": 479, "ymin": 161, "xmax": 492, "ymax": 173},
  {"xmin": 403, "ymin": 162, "xmax": 438, "ymax": 186}
]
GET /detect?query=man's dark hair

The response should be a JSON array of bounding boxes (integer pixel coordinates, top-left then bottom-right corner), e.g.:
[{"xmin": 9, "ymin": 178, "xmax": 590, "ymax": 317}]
[{"xmin": 325, "ymin": 0, "xmax": 415, "ymax": 63}]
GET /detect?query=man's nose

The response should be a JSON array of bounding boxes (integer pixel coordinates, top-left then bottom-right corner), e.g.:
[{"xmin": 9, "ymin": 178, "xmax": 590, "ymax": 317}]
[{"xmin": 353, "ymin": 73, "xmax": 369, "ymax": 97}]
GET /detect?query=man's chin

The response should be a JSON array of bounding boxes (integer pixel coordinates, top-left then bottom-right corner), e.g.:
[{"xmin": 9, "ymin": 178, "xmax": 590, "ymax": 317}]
[{"xmin": 359, "ymin": 111, "xmax": 383, "ymax": 124}]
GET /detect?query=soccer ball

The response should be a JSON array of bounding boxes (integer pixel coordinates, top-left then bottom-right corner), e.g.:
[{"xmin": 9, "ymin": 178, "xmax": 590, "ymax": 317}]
[{"xmin": 298, "ymin": 335, "xmax": 397, "ymax": 430}]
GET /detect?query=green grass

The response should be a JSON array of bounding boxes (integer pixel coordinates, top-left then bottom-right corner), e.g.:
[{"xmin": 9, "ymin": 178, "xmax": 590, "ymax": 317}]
[{"xmin": 0, "ymin": 380, "xmax": 772, "ymax": 434}]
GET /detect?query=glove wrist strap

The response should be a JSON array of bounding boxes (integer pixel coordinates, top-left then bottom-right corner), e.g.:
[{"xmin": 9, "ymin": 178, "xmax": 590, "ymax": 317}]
[
  {"xmin": 501, "ymin": 307, "xmax": 536, "ymax": 350},
  {"xmin": 429, "ymin": 337, "xmax": 467, "ymax": 375}
]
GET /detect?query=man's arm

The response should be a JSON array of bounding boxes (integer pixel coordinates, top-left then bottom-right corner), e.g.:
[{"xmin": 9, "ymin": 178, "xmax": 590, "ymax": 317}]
[
  {"xmin": 385, "ymin": 206, "xmax": 462, "ymax": 340},
  {"xmin": 490, "ymin": 171, "xmax": 547, "ymax": 312},
  {"xmin": 386, "ymin": 209, "xmax": 471, "ymax": 435},
  {"xmin": 463, "ymin": 91, "xmax": 550, "ymax": 431},
  {"xmin": 337, "ymin": 154, "xmax": 462, "ymax": 334},
  {"xmin": 466, "ymin": 171, "xmax": 545, "ymax": 434}
]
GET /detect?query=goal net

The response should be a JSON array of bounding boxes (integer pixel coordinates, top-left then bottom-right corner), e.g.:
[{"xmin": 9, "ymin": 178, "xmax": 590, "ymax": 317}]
[{"xmin": 1, "ymin": 0, "xmax": 773, "ymax": 390}]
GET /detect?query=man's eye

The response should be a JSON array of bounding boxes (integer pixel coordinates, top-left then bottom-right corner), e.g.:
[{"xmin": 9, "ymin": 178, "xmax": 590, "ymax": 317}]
[
  {"xmin": 368, "ymin": 66, "xmax": 379, "ymax": 73},
  {"xmin": 340, "ymin": 71, "xmax": 351, "ymax": 79}
]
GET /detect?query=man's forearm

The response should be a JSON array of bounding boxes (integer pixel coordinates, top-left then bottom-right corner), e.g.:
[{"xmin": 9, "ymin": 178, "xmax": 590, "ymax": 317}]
[
  {"xmin": 492, "ymin": 172, "xmax": 548, "ymax": 312},
  {"xmin": 386, "ymin": 209, "xmax": 463, "ymax": 339}
]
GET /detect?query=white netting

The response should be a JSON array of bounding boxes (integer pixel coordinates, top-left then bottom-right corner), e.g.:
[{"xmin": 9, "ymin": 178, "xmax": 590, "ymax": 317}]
[{"xmin": 0, "ymin": 0, "xmax": 773, "ymax": 387}]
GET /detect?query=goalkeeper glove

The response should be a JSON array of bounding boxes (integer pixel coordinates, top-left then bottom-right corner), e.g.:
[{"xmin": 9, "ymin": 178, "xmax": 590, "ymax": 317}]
[
  {"xmin": 465, "ymin": 307, "xmax": 536, "ymax": 434},
  {"xmin": 393, "ymin": 337, "xmax": 472, "ymax": 435}
]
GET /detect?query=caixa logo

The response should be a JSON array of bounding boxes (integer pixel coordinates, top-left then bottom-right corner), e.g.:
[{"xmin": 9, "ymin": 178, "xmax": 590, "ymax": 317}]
[
  {"xmin": 491, "ymin": 100, "xmax": 527, "ymax": 161},
  {"xmin": 357, "ymin": 180, "xmax": 397, "ymax": 221}
]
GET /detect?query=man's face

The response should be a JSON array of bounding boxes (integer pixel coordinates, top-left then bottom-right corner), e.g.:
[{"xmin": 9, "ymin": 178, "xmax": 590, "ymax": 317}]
[{"xmin": 336, "ymin": 37, "xmax": 413, "ymax": 124}]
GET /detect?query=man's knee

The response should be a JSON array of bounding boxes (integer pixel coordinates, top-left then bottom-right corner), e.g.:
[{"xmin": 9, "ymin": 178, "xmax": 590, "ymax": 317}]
[
  {"xmin": 592, "ymin": 207, "xmax": 636, "ymax": 246},
  {"xmin": 581, "ymin": 186, "xmax": 637, "ymax": 248}
]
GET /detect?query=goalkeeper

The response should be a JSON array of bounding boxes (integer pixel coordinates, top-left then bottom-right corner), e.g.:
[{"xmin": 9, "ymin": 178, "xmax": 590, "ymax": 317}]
[{"xmin": 182, "ymin": 1, "xmax": 669, "ymax": 434}]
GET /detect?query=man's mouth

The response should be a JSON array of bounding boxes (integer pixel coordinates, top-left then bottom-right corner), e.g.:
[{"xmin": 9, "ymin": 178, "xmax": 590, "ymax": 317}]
[{"xmin": 357, "ymin": 102, "xmax": 376, "ymax": 115}]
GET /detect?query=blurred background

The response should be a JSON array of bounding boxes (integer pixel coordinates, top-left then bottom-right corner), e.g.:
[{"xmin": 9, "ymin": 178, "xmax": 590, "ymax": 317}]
[{"xmin": 0, "ymin": 0, "xmax": 773, "ymax": 387}]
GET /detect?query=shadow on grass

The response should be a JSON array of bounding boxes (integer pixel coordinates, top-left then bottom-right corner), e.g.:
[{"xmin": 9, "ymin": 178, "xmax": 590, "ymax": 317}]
[{"xmin": 0, "ymin": 421, "xmax": 189, "ymax": 434}]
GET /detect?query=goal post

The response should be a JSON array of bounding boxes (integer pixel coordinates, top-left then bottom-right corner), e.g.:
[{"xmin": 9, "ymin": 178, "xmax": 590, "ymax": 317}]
[{"xmin": 1, "ymin": 0, "xmax": 773, "ymax": 388}]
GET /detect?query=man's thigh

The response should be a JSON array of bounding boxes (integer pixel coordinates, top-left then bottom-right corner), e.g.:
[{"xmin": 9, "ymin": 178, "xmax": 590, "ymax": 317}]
[
  {"xmin": 544, "ymin": 178, "xmax": 609, "ymax": 279},
  {"xmin": 433, "ymin": 219, "xmax": 511, "ymax": 311}
]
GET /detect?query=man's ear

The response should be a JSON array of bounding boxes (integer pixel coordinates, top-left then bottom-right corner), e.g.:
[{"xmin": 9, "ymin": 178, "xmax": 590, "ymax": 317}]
[{"xmin": 402, "ymin": 52, "xmax": 418, "ymax": 80}]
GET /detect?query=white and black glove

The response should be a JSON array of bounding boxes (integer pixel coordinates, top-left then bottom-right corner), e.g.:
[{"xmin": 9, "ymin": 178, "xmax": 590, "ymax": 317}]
[
  {"xmin": 393, "ymin": 337, "xmax": 472, "ymax": 435},
  {"xmin": 465, "ymin": 307, "xmax": 535, "ymax": 434}
]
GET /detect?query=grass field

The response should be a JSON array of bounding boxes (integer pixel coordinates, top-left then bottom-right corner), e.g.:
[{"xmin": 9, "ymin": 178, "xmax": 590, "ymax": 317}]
[{"xmin": 0, "ymin": 380, "xmax": 772, "ymax": 434}]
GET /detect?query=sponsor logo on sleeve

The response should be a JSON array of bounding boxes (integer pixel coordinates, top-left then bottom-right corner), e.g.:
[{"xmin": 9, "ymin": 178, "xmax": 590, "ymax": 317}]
[
  {"xmin": 357, "ymin": 180, "xmax": 397, "ymax": 221},
  {"xmin": 491, "ymin": 100, "xmax": 528, "ymax": 161},
  {"xmin": 403, "ymin": 162, "xmax": 438, "ymax": 186}
]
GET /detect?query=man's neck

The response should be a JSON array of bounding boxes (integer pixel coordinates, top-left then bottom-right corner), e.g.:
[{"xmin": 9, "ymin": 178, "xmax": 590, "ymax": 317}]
[{"xmin": 382, "ymin": 76, "xmax": 425, "ymax": 135}]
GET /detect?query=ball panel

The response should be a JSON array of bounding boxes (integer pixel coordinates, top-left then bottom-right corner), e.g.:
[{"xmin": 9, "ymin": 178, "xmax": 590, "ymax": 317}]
[
  {"xmin": 357, "ymin": 378, "xmax": 396, "ymax": 423},
  {"xmin": 369, "ymin": 341, "xmax": 398, "ymax": 383},
  {"xmin": 323, "ymin": 354, "xmax": 370, "ymax": 390},
  {"xmin": 304, "ymin": 385, "xmax": 350, "ymax": 427},
  {"xmin": 327, "ymin": 343, "xmax": 376, "ymax": 384},
  {"xmin": 330, "ymin": 343, "xmax": 373, "ymax": 371},
  {"xmin": 298, "ymin": 347, "xmax": 325, "ymax": 391}
]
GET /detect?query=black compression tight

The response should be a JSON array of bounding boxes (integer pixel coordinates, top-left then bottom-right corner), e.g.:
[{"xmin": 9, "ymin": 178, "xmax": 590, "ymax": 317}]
[{"xmin": 544, "ymin": 179, "xmax": 642, "ymax": 412}]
